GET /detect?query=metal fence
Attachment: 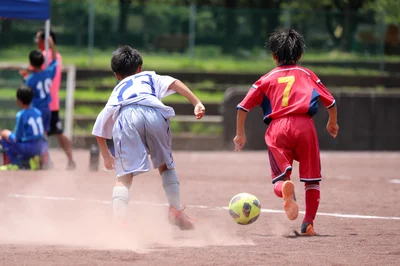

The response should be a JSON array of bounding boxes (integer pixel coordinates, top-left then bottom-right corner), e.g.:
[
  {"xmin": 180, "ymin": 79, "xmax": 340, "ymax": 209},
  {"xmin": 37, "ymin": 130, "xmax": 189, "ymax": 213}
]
[{"xmin": 0, "ymin": 2, "xmax": 392, "ymax": 65}]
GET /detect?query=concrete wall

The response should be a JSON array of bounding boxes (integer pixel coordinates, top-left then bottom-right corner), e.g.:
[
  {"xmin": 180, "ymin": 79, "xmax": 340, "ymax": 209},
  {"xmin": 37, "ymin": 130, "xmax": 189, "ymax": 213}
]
[{"xmin": 223, "ymin": 89, "xmax": 400, "ymax": 151}]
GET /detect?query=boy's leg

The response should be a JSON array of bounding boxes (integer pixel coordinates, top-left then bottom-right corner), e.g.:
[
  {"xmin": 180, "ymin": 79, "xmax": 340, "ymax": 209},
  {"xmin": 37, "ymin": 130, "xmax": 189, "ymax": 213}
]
[
  {"xmin": 302, "ymin": 182, "xmax": 320, "ymax": 235},
  {"xmin": 41, "ymin": 109, "xmax": 52, "ymax": 169},
  {"xmin": 159, "ymin": 164, "xmax": 180, "ymax": 210},
  {"xmin": 159, "ymin": 163, "xmax": 194, "ymax": 231},
  {"xmin": 269, "ymin": 152, "xmax": 298, "ymax": 220},
  {"xmin": 294, "ymin": 118, "xmax": 322, "ymax": 235},
  {"xmin": 265, "ymin": 123, "xmax": 298, "ymax": 221},
  {"xmin": 144, "ymin": 108, "xmax": 194, "ymax": 230},
  {"xmin": 48, "ymin": 111, "xmax": 75, "ymax": 169},
  {"xmin": 0, "ymin": 139, "xmax": 21, "ymax": 169},
  {"xmin": 112, "ymin": 174, "xmax": 133, "ymax": 221},
  {"xmin": 56, "ymin": 133, "xmax": 75, "ymax": 168},
  {"xmin": 111, "ymin": 110, "xmax": 151, "ymax": 222}
]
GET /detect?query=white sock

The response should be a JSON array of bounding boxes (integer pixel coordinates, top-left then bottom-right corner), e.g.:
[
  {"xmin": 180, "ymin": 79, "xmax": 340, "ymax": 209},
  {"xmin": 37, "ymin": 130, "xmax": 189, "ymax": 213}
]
[
  {"xmin": 161, "ymin": 169, "xmax": 181, "ymax": 210},
  {"xmin": 112, "ymin": 185, "xmax": 129, "ymax": 219}
]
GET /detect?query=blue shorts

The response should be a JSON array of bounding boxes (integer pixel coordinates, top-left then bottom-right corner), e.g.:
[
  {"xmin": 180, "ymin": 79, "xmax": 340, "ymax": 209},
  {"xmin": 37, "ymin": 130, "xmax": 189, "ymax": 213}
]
[
  {"xmin": 37, "ymin": 107, "xmax": 51, "ymax": 133},
  {"xmin": 1, "ymin": 139, "xmax": 47, "ymax": 166}
]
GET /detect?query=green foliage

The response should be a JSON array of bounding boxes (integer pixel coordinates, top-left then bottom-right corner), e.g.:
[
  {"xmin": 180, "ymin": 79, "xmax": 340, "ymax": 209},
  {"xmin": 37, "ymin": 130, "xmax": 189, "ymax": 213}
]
[
  {"xmin": 365, "ymin": 0, "xmax": 400, "ymax": 24},
  {"xmin": 2, "ymin": 0, "xmax": 398, "ymax": 55}
]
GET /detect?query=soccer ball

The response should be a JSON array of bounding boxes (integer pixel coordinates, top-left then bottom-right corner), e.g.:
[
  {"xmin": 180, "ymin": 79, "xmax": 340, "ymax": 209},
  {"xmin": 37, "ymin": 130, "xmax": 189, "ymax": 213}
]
[{"xmin": 228, "ymin": 193, "xmax": 261, "ymax": 225}]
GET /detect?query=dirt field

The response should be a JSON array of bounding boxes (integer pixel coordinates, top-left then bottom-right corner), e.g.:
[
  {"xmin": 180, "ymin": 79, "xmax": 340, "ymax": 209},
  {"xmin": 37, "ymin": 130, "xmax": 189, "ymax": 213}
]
[{"xmin": 0, "ymin": 150, "xmax": 399, "ymax": 266}]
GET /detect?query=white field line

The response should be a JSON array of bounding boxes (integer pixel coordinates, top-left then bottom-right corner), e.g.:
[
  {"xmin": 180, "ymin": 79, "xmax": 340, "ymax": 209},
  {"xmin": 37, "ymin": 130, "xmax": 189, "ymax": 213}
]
[
  {"xmin": 8, "ymin": 193, "xmax": 400, "ymax": 221},
  {"xmin": 390, "ymin": 179, "xmax": 400, "ymax": 184}
]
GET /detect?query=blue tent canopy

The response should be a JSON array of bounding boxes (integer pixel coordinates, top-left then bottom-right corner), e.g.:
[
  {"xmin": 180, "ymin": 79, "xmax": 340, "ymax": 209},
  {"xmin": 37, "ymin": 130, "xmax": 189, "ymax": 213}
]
[{"xmin": 0, "ymin": 0, "xmax": 50, "ymax": 20}]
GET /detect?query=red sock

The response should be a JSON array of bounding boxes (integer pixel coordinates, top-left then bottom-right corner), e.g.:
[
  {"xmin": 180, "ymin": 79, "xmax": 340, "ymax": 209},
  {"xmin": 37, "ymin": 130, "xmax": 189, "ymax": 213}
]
[
  {"xmin": 303, "ymin": 182, "xmax": 320, "ymax": 224},
  {"xmin": 273, "ymin": 181, "xmax": 283, "ymax": 198}
]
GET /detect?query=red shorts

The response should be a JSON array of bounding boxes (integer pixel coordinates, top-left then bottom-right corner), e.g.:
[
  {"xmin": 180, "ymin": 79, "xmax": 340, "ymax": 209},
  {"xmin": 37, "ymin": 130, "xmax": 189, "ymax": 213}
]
[{"xmin": 265, "ymin": 115, "xmax": 321, "ymax": 184}]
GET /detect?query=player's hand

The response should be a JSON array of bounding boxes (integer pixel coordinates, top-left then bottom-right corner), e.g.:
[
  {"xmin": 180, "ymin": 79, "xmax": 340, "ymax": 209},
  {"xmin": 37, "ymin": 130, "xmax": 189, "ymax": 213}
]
[
  {"xmin": 233, "ymin": 134, "xmax": 246, "ymax": 151},
  {"xmin": 326, "ymin": 121, "xmax": 339, "ymax": 138},
  {"xmin": 19, "ymin": 69, "xmax": 29, "ymax": 78},
  {"xmin": 194, "ymin": 103, "xmax": 205, "ymax": 120},
  {"xmin": 103, "ymin": 154, "xmax": 115, "ymax": 170}
]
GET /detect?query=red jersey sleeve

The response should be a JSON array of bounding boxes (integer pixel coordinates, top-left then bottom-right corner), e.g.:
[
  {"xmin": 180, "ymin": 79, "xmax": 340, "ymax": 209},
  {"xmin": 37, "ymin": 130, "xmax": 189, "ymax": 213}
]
[
  {"xmin": 310, "ymin": 71, "xmax": 336, "ymax": 109},
  {"xmin": 237, "ymin": 79, "xmax": 264, "ymax": 112}
]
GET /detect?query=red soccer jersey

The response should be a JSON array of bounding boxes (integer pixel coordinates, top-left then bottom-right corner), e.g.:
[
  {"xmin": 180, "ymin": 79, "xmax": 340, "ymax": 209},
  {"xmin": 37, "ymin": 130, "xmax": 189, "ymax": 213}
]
[{"xmin": 237, "ymin": 65, "xmax": 336, "ymax": 124}]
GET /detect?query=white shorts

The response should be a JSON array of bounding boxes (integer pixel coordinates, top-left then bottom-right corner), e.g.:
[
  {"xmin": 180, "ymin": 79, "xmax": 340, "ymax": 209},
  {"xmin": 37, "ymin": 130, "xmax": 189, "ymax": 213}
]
[{"xmin": 113, "ymin": 104, "xmax": 175, "ymax": 177}]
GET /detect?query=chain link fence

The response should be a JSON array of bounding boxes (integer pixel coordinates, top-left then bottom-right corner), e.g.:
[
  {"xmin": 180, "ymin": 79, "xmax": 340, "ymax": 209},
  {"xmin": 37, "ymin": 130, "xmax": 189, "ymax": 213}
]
[{"xmin": 0, "ymin": 2, "xmax": 394, "ymax": 66}]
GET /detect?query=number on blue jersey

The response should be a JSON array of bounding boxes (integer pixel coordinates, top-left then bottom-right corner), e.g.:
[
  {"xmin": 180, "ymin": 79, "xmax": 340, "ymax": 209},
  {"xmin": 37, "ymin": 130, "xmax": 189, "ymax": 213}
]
[
  {"xmin": 114, "ymin": 74, "xmax": 155, "ymax": 103},
  {"xmin": 36, "ymin": 78, "xmax": 52, "ymax": 99},
  {"xmin": 27, "ymin": 116, "xmax": 44, "ymax": 136}
]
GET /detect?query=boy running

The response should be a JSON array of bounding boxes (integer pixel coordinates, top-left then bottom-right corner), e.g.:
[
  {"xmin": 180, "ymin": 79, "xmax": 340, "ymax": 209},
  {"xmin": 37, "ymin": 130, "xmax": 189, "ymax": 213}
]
[
  {"xmin": 234, "ymin": 29, "xmax": 339, "ymax": 236},
  {"xmin": 92, "ymin": 46, "xmax": 205, "ymax": 230},
  {"xmin": 0, "ymin": 86, "xmax": 47, "ymax": 170}
]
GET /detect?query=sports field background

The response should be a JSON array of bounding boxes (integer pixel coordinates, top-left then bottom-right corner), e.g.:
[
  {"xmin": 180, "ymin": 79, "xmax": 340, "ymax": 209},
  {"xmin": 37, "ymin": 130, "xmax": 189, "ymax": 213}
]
[
  {"xmin": 1, "ymin": 1, "xmax": 400, "ymax": 264},
  {"xmin": 0, "ymin": 150, "xmax": 398, "ymax": 265}
]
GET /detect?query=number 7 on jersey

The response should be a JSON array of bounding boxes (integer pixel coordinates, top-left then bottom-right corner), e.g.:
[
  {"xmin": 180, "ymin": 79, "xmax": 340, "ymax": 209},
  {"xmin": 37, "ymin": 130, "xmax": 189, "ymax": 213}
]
[{"xmin": 278, "ymin": 76, "xmax": 295, "ymax": 107}]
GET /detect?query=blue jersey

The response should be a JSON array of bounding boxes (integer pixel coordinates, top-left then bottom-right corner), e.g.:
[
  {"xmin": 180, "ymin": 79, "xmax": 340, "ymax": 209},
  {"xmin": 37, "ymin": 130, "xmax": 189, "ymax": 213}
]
[
  {"xmin": 9, "ymin": 108, "xmax": 45, "ymax": 143},
  {"xmin": 25, "ymin": 60, "xmax": 57, "ymax": 109}
]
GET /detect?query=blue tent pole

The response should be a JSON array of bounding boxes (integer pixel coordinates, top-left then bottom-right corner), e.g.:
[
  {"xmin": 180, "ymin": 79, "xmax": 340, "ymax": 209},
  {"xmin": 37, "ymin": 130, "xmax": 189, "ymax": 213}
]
[{"xmin": 44, "ymin": 19, "xmax": 50, "ymax": 66}]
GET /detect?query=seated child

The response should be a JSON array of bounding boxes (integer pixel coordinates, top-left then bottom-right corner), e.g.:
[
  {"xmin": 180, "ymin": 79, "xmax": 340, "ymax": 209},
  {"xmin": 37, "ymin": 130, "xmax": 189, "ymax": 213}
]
[{"xmin": 0, "ymin": 86, "xmax": 48, "ymax": 170}]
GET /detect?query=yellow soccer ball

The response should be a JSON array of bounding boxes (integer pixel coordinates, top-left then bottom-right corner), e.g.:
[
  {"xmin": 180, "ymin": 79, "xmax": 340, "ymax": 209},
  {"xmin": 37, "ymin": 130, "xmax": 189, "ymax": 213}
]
[{"xmin": 228, "ymin": 193, "xmax": 261, "ymax": 225}]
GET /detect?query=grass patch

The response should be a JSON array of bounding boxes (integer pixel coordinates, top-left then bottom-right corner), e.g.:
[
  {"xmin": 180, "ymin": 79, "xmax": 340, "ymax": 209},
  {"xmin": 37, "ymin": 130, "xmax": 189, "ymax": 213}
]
[{"xmin": 0, "ymin": 45, "xmax": 395, "ymax": 75}]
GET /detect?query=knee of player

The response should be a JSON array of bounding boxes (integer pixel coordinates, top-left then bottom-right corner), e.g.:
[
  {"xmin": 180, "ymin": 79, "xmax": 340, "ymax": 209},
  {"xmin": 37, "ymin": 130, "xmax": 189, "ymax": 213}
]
[
  {"xmin": 158, "ymin": 164, "xmax": 169, "ymax": 175},
  {"xmin": 115, "ymin": 174, "xmax": 133, "ymax": 188}
]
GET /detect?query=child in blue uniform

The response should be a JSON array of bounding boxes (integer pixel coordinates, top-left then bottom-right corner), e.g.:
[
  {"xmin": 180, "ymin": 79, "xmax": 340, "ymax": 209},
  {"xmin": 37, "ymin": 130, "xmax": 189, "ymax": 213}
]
[
  {"xmin": 0, "ymin": 86, "xmax": 47, "ymax": 170},
  {"xmin": 23, "ymin": 37, "xmax": 58, "ymax": 133}
]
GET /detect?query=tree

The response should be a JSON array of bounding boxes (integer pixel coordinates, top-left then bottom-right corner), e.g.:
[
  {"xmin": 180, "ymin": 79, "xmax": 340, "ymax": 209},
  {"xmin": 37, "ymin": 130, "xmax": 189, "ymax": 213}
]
[
  {"xmin": 0, "ymin": 19, "xmax": 12, "ymax": 46},
  {"xmin": 330, "ymin": 0, "xmax": 374, "ymax": 51},
  {"xmin": 119, "ymin": 0, "xmax": 132, "ymax": 35},
  {"xmin": 283, "ymin": 0, "xmax": 374, "ymax": 52},
  {"xmin": 365, "ymin": 0, "xmax": 400, "ymax": 24}
]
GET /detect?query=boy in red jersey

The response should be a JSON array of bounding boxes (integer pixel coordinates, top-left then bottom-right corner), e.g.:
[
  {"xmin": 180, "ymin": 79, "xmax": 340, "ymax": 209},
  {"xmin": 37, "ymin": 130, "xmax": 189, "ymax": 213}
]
[{"xmin": 234, "ymin": 28, "xmax": 339, "ymax": 236}]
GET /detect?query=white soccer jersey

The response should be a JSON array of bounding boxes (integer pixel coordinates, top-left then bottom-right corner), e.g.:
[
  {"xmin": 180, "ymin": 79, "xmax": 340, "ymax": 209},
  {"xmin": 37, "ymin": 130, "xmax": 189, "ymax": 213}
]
[{"xmin": 92, "ymin": 71, "xmax": 177, "ymax": 139}]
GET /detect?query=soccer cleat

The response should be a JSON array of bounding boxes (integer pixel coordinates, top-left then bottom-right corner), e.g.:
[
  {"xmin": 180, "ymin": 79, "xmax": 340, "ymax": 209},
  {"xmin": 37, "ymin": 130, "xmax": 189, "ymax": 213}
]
[
  {"xmin": 29, "ymin": 155, "xmax": 41, "ymax": 170},
  {"xmin": 168, "ymin": 205, "xmax": 195, "ymax": 231},
  {"xmin": 301, "ymin": 222, "xmax": 317, "ymax": 236},
  {"xmin": 0, "ymin": 164, "xmax": 20, "ymax": 171},
  {"xmin": 282, "ymin": 180, "xmax": 299, "ymax": 221}
]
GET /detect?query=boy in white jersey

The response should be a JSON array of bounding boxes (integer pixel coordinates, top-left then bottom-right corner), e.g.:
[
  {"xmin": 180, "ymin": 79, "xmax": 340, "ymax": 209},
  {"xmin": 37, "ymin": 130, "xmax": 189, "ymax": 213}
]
[{"xmin": 92, "ymin": 46, "xmax": 205, "ymax": 230}]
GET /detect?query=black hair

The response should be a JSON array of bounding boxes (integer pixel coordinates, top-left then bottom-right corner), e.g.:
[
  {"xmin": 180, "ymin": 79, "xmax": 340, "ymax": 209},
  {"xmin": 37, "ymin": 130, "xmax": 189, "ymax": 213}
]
[
  {"xmin": 29, "ymin": 50, "xmax": 44, "ymax": 68},
  {"xmin": 111, "ymin": 45, "xmax": 143, "ymax": 78},
  {"xmin": 266, "ymin": 28, "xmax": 306, "ymax": 65},
  {"xmin": 16, "ymin": 85, "xmax": 34, "ymax": 105},
  {"xmin": 39, "ymin": 29, "xmax": 57, "ymax": 44}
]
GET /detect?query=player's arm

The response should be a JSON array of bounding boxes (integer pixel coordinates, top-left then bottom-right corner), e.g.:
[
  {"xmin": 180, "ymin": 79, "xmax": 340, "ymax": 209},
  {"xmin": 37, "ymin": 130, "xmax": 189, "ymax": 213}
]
[
  {"xmin": 168, "ymin": 80, "xmax": 205, "ymax": 119},
  {"xmin": 19, "ymin": 69, "xmax": 29, "ymax": 81},
  {"xmin": 234, "ymin": 109, "xmax": 247, "ymax": 151},
  {"xmin": 92, "ymin": 106, "xmax": 115, "ymax": 170},
  {"xmin": 326, "ymin": 104, "xmax": 338, "ymax": 138},
  {"xmin": 0, "ymin": 129, "xmax": 12, "ymax": 142},
  {"xmin": 311, "ymin": 73, "xmax": 339, "ymax": 138},
  {"xmin": 49, "ymin": 36, "xmax": 57, "ymax": 63},
  {"xmin": 233, "ymin": 80, "xmax": 264, "ymax": 151},
  {"xmin": 96, "ymin": 136, "xmax": 114, "ymax": 170},
  {"xmin": 3, "ymin": 112, "xmax": 23, "ymax": 142},
  {"xmin": 45, "ymin": 37, "xmax": 58, "ymax": 78}
]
